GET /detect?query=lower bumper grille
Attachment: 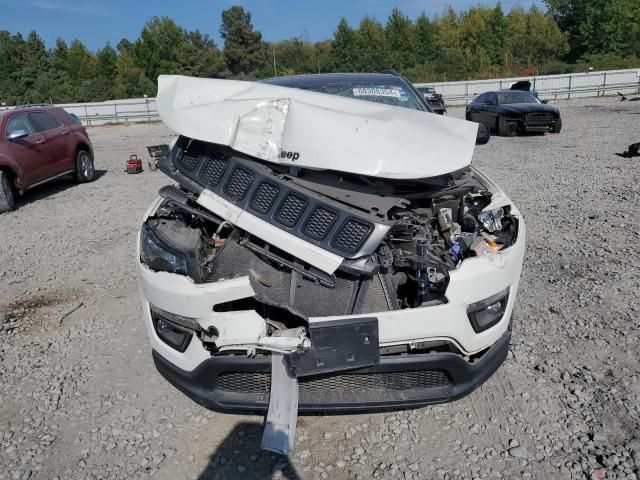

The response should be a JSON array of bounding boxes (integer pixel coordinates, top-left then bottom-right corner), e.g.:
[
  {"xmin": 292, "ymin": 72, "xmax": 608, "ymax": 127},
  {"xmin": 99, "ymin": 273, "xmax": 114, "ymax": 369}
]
[
  {"xmin": 526, "ymin": 113, "xmax": 553, "ymax": 124},
  {"xmin": 217, "ymin": 369, "xmax": 451, "ymax": 394},
  {"xmin": 151, "ymin": 331, "xmax": 511, "ymax": 413}
]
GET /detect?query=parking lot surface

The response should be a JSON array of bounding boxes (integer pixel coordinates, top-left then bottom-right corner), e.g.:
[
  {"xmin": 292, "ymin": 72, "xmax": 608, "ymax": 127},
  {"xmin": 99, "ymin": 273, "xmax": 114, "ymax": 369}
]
[{"xmin": 1, "ymin": 97, "xmax": 639, "ymax": 480}]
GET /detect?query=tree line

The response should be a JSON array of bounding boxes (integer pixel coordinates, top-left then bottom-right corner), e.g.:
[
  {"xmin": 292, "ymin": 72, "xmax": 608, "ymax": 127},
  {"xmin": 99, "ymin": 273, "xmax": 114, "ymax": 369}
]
[{"xmin": 0, "ymin": 0, "xmax": 638, "ymax": 105}]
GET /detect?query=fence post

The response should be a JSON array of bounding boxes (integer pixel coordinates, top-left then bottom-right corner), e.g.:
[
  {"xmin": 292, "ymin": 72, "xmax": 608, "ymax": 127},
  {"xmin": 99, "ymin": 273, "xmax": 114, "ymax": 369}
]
[
  {"xmin": 568, "ymin": 74, "xmax": 572, "ymax": 99},
  {"xmin": 602, "ymin": 72, "xmax": 607, "ymax": 97},
  {"xmin": 115, "ymin": 104, "xmax": 119, "ymax": 124},
  {"xmin": 84, "ymin": 105, "xmax": 90, "ymax": 127},
  {"xmin": 465, "ymin": 82, "xmax": 469, "ymax": 105},
  {"xmin": 499, "ymin": 79, "xmax": 503, "ymax": 90},
  {"xmin": 146, "ymin": 99, "xmax": 151, "ymax": 121}
]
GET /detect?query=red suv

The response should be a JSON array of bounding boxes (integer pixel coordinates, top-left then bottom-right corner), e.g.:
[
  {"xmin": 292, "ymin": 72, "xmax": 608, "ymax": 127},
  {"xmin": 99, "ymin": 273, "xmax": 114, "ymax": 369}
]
[{"xmin": 0, "ymin": 105, "xmax": 95, "ymax": 213}]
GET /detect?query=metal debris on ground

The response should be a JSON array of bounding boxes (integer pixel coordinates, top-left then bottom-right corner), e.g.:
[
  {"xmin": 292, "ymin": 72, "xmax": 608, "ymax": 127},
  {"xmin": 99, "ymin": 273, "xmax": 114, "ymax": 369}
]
[{"xmin": 615, "ymin": 142, "xmax": 640, "ymax": 158}]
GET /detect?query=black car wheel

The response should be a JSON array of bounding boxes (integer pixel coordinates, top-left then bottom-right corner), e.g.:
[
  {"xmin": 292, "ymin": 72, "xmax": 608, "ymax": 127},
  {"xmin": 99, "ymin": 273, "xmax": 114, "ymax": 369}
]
[
  {"xmin": 0, "ymin": 170, "xmax": 16, "ymax": 213},
  {"xmin": 552, "ymin": 117, "xmax": 562, "ymax": 134},
  {"xmin": 497, "ymin": 116, "xmax": 514, "ymax": 137},
  {"xmin": 75, "ymin": 150, "xmax": 95, "ymax": 183}
]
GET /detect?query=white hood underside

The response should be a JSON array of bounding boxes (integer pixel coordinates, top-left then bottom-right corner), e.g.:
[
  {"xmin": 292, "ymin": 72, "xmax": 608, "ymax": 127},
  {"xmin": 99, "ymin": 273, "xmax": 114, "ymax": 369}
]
[{"xmin": 157, "ymin": 75, "xmax": 478, "ymax": 179}]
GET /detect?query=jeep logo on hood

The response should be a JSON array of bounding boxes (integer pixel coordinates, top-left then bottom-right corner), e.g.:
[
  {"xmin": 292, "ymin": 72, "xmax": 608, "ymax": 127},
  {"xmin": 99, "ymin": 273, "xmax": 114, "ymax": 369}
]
[{"xmin": 279, "ymin": 150, "xmax": 300, "ymax": 161}]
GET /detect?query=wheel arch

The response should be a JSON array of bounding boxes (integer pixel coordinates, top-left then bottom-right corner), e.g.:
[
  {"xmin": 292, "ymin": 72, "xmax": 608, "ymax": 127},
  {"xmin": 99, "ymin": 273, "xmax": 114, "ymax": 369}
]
[
  {"xmin": 0, "ymin": 160, "xmax": 19, "ymax": 190},
  {"xmin": 75, "ymin": 142, "xmax": 93, "ymax": 159}
]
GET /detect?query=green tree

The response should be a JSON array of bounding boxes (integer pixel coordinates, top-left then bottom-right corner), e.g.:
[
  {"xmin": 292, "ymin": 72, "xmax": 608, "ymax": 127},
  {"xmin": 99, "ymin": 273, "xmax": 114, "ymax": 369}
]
[
  {"xmin": 80, "ymin": 43, "xmax": 118, "ymax": 101},
  {"xmin": 220, "ymin": 6, "xmax": 266, "ymax": 77},
  {"xmin": 414, "ymin": 13, "xmax": 437, "ymax": 65},
  {"xmin": 385, "ymin": 8, "xmax": 415, "ymax": 71},
  {"xmin": 179, "ymin": 30, "xmax": 222, "ymax": 78},
  {"xmin": 352, "ymin": 17, "xmax": 390, "ymax": 72},
  {"xmin": 19, "ymin": 32, "xmax": 48, "ymax": 102},
  {"xmin": 135, "ymin": 17, "xmax": 186, "ymax": 81},
  {"xmin": 114, "ymin": 51, "xmax": 155, "ymax": 98},
  {"xmin": 545, "ymin": 0, "xmax": 640, "ymax": 61},
  {"xmin": 44, "ymin": 39, "xmax": 74, "ymax": 102},
  {"xmin": 330, "ymin": 18, "xmax": 356, "ymax": 72},
  {"xmin": 433, "ymin": 7, "xmax": 469, "ymax": 80},
  {"xmin": 0, "ymin": 32, "xmax": 27, "ymax": 104},
  {"xmin": 117, "ymin": 38, "xmax": 135, "ymax": 56}
]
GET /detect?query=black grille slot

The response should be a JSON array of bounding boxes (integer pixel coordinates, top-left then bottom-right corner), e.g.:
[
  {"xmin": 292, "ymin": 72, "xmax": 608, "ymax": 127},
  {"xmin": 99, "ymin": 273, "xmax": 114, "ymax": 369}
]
[
  {"xmin": 250, "ymin": 182, "xmax": 280, "ymax": 214},
  {"xmin": 178, "ymin": 153, "xmax": 200, "ymax": 172},
  {"xmin": 201, "ymin": 157, "xmax": 229, "ymax": 187},
  {"xmin": 303, "ymin": 207, "xmax": 338, "ymax": 240},
  {"xmin": 217, "ymin": 370, "xmax": 450, "ymax": 394},
  {"xmin": 332, "ymin": 219, "xmax": 374, "ymax": 254},
  {"xmin": 223, "ymin": 167, "xmax": 254, "ymax": 200},
  {"xmin": 276, "ymin": 194, "xmax": 307, "ymax": 227}
]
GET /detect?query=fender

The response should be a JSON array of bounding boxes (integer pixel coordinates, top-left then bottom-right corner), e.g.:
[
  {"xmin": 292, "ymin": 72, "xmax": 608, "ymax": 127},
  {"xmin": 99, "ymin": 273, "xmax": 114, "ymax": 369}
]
[
  {"xmin": 0, "ymin": 154, "xmax": 23, "ymax": 189},
  {"xmin": 72, "ymin": 131, "xmax": 94, "ymax": 156}
]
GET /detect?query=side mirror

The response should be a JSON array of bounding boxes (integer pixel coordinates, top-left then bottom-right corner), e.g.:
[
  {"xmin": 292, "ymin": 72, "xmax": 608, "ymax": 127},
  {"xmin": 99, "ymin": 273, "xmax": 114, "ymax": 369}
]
[
  {"xmin": 7, "ymin": 129, "xmax": 29, "ymax": 141},
  {"xmin": 476, "ymin": 123, "xmax": 490, "ymax": 145},
  {"xmin": 541, "ymin": 99, "xmax": 550, "ymax": 104}
]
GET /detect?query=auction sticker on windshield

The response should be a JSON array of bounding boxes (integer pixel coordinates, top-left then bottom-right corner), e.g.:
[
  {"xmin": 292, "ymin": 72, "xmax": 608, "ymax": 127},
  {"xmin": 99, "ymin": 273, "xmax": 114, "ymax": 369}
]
[{"xmin": 353, "ymin": 87, "xmax": 402, "ymax": 98}]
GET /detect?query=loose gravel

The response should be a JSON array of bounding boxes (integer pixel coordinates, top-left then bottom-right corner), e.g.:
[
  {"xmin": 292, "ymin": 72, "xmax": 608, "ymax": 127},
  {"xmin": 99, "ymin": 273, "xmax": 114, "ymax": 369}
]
[{"xmin": 0, "ymin": 96, "xmax": 639, "ymax": 480}]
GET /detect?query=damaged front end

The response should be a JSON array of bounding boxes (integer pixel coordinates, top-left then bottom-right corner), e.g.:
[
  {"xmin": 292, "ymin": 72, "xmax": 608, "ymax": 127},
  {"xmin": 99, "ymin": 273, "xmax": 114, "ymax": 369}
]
[
  {"xmin": 138, "ymin": 75, "xmax": 526, "ymax": 454},
  {"xmin": 139, "ymin": 137, "xmax": 523, "ymax": 383}
]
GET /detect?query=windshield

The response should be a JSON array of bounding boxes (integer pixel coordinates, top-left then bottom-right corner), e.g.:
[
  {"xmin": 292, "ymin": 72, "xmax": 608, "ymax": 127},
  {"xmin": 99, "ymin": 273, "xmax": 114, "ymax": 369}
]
[
  {"xmin": 497, "ymin": 92, "xmax": 540, "ymax": 105},
  {"xmin": 278, "ymin": 81, "xmax": 427, "ymax": 112}
]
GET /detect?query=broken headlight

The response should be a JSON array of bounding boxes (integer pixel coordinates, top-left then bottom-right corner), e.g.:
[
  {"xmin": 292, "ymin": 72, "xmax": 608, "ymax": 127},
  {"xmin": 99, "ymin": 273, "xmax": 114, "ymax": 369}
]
[
  {"xmin": 478, "ymin": 208, "xmax": 505, "ymax": 233},
  {"xmin": 467, "ymin": 288, "xmax": 510, "ymax": 333},
  {"xmin": 140, "ymin": 222, "xmax": 206, "ymax": 282}
]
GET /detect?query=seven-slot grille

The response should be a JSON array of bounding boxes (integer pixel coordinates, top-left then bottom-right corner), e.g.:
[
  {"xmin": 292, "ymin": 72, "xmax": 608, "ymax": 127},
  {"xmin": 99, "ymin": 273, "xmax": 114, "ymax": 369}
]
[
  {"xmin": 217, "ymin": 369, "xmax": 451, "ymax": 393},
  {"xmin": 173, "ymin": 142, "xmax": 382, "ymax": 258}
]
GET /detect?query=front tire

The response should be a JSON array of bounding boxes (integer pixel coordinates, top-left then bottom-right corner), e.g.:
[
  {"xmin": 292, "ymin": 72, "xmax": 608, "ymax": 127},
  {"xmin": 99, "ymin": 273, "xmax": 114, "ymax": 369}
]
[
  {"xmin": 0, "ymin": 170, "xmax": 15, "ymax": 213},
  {"xmin": 497, "ymin": 116, "xmax": 514, "ymax": 136},
  {"xmin": 552, "ymin": 117, "xmax": 562, "ymax": 134},
  {"xmin": 75, "ymin": 150, "xmax": 95, "ymax": 183}
]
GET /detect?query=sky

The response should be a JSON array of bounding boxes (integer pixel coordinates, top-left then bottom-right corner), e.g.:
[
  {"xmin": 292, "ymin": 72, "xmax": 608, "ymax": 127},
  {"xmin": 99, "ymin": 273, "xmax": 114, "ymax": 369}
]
[{"xmin": 0, "ymin": 0, "xmax": 544, "ymax": 51}]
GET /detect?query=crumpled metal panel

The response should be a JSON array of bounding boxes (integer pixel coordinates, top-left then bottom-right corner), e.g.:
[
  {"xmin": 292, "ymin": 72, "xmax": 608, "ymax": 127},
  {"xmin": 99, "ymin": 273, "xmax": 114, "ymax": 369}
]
[{"xmin": 156, "ymin": 75, "xmax": 478, "ymax": 179}]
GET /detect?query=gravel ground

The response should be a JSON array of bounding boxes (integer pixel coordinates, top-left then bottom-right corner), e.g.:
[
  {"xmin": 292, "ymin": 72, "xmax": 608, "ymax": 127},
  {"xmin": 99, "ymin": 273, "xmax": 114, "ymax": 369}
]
[{"xmin": 0, "ymin": 96, "xmax": 639, "ymax": 480}]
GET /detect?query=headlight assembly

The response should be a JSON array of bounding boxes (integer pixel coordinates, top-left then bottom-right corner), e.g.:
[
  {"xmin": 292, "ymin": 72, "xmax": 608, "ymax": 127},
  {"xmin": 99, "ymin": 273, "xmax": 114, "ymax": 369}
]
[
  {"xmin": 140, "ymin": 221, "xmax": 206, "ymax": 282},
  {"xmin": 478, "ymin": 208, "xmax": 505, "ymax": 233}
]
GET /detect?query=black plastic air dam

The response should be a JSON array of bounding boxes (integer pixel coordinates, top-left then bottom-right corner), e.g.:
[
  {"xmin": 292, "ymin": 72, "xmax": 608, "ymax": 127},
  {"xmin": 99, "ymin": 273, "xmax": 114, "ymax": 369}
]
[{"xmin": 151, "ymin": 330, "xmax": 510, "ymax": 414}]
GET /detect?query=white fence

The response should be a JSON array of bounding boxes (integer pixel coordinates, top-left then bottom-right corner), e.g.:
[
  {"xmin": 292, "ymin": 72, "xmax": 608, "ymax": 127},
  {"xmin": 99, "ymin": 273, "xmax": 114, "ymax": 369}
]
[
  {"xmin": 0, "ymin": 97, "xmax": 159, "ymax": 126},
  {"xmin": 59, "ymin": 97, "xmax": 158, "ymax": 126},
  {"xmin": 416, "ymin": 67, "xmax": 640, "ymax": 105}
]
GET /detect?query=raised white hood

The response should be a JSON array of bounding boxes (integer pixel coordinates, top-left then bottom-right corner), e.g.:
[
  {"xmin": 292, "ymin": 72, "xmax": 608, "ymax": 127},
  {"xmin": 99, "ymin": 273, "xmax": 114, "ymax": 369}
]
[{"xmin": 156, "ymin": 75, "xmax": 478, "ymax": 180}]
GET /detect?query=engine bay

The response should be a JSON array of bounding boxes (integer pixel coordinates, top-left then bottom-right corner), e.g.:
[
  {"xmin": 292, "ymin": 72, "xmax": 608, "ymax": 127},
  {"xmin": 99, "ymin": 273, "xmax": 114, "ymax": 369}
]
[{"xmin": 140, "ymin": 138, "xmax": 519, "ymax": 333}]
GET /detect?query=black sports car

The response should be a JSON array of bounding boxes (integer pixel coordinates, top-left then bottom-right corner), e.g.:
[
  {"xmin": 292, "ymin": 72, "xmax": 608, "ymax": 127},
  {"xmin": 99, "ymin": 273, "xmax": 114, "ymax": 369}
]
[
  {"xmin": 416, "ymin": 86, "xmax": 447, "ymax": 115},
  {"xmin": 465, "ymin": 89, "xmax": 561, "ymax": 136}
]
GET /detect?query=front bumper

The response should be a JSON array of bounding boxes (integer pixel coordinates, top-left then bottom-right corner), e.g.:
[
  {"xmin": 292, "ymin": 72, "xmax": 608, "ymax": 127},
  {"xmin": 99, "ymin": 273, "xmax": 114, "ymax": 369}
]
[
  {"xmin": 152, "ymin": 329, "xmax": 511, "ymax": 414},
  {"xmin": 138, "ymin": 200, "xmax": 525, "ymax": 373},
  {"xmin": 523, "ymin": 123, "xmax": 555, "ymax": 132}
]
